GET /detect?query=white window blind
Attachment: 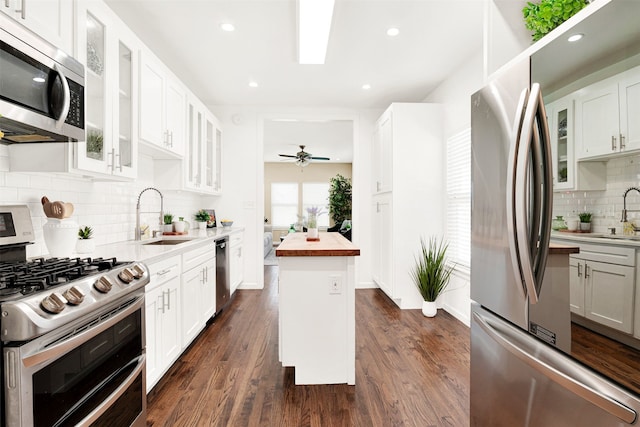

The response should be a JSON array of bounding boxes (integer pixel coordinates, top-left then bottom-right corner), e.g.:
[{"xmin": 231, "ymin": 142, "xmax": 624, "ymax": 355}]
[
  {"xmin": 302, "ymin": 182, "xmax": 330, "ymax": 227},
  {"xmin": 271, "ymin": 182, "xmax": 299, "ymax": 227},
  {"xmin": 446, "ymin": 129, "xmax": 471, "ymax": 269}
]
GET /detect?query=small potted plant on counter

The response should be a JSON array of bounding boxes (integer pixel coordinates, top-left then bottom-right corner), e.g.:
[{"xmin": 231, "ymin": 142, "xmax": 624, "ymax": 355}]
[
  {"xmin": 163, "ymin": 213, "xmax": 174, "ymax": 233},
  {"xmin": 194, "ymin": 209, "xmax": 210, "ymax": 229},
  {"xmin": 76, "ymin": 226, "xmax": 95, "ymax": 254},
  {"xmin": 578, "ymin": 212, "xmax": 592, "ymax": 232},
  {"xmin": 410, "ymin": 236, "xmax": 454, "ymax": 317}
]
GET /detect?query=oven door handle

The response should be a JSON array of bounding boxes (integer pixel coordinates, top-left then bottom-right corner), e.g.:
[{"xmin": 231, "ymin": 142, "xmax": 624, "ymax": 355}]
[
  {"xmin": 22, "ymin": 294, "xmax": 144, "ymax": 368},
  {"xmin": 73, "ymin": 354, "xmax": 145, "ymax": 427}
]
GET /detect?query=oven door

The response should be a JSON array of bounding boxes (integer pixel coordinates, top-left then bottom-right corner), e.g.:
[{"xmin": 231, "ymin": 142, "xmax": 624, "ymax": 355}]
[{"xmin": 4, "ymin": 293, "xmax": 146, "ymax": 427}]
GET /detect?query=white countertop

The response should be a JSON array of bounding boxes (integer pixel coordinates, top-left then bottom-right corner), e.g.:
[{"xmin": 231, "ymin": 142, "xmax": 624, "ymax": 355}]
[
  {"xmin": 551, "ymin": 231, "xmax": 640, "ymax": 248},
  {"xmin": 78, "ymin": 227, "xmax": 243, "ymax": 265}
]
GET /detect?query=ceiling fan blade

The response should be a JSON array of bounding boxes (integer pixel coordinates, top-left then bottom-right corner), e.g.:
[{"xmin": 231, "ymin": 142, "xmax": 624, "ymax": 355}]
[
  {"xmin": 278, "ymin": 154, "xmax": 298, "ymax": 158},
  {"xmin": 310, "ymin": 156, "xmax": 330, "ymax": 160}
]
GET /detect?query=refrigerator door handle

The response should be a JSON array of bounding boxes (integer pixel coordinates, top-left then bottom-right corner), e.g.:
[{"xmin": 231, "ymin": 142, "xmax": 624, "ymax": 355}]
[
  {"xmin": 506, "ymin": 87, "xmax": 530, "ymax": 298},
  {"xmin": 473, "ymin": 311, "xmax": 637, "ymax": 424}
]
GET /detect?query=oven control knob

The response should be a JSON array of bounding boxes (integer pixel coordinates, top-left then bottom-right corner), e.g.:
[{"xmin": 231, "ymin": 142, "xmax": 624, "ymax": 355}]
[
  {"xmin": 94, "ymin": 276, "xmax": 114, "ymax": 293},
  {"xmin": 131, "ymin": 264, "xmax": 145, "ymax": 279},
  {"xmin": 63, "ymin": 286, "xmax": 85, "ymax": 305},
  {"xmin": 118, "ymin": 268, "xmax": 135, "ymax": 284},
  {"xmin": 41, "ymin": 292, "xmax": 68, "ymax": 314}
]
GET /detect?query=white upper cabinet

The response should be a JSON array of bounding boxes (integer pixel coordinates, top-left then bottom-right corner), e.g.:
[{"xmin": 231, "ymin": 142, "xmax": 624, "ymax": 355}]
[
  {"xmin": 575, "ymin": 66, "xmax": 640, "ymax": 159},
  {"xmin": 75, "ymin": 0, "xmax": 138, "ymax": 179},
  {"xmin": 1, "ymin": 0, "xmax": 72, "ymax": 53},
  {"xmin": 139, "ymin": 51, "xmax": 185, "ymax": 158}
]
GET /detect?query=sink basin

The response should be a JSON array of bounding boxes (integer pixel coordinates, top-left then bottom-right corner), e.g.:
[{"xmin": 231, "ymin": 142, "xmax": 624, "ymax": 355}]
[{"xmin": 142, "ymin": 239, "xmax": 193, "ymax": 246}]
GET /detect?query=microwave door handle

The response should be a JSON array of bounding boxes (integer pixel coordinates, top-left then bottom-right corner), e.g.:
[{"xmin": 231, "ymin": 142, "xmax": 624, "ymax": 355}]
[
  {"xmin": 53, "ymin": 63, "xmax": 71, "ymax": 130},
  {"xmin": 515, "ymin": 83, "xmax": 540, "ymax": 304},
  {"xmin": 507, "ymin": 87, "xmax": 530, "ymax": 298},
  {"xmin": 532, "ymin": 85, "xmax": 553, "ymax": 289}
]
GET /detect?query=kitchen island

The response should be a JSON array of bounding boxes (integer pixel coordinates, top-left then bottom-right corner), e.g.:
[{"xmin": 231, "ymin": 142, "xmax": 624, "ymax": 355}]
[{"xmin": 276, "ymin": 232, "xmax": 360, "ymax": 385}]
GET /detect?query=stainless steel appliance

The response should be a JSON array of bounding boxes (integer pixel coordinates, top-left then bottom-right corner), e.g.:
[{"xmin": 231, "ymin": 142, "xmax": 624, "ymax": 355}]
[
  {"xmin": 471, "ymin": 1, "xmax": 640, "ymax": 425},
  {"xmin": 215, "ymin": 238, "xmax": 230, "ymax": 314},
  {"xmin": 0, "ymin": 12, "xmax": 85, "ymax": 143},
  {"xmin": 0, "ymin": 205, "xmax": 148, "ymax": 426}
]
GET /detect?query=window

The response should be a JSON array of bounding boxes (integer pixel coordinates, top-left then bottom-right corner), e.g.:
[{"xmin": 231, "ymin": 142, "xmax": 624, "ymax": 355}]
[
  {"xmin": 271, "ymin": 183, "xmax": 298, "ymax": 227},
  {"xmin": 302, "ymin": 183, "xmax": 330, "ymax": 227},
  {"xmin": 446, "ymin": 129, "xmax": 471, "ymax": 270}
]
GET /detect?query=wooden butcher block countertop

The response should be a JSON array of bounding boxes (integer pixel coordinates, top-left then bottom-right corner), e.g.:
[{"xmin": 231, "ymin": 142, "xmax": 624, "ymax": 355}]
[
  {"xmin": 276, "ymin": 232, "xmax": 360, "ymax": 257},
  {"xmin": 549, "ymin": 242, "xmax": 580, "ymax": 255}
]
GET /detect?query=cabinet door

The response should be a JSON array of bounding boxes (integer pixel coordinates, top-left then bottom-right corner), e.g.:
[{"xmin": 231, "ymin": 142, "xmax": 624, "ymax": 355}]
[
  {"xmin": 619, "ymin": 69, "xmax": 640, "ymax": 153},
  {"xmin": 139, "ymin": 53, "xmax": 165, "ymax": 147},
  {"xmin": 230, "ymin": 244, "xmax": 243, "ymax": 293},
  {"xmin": 202, "ymin": 258, "xmax": 216, "ymax": 320},
  {"xmin": 575, "ymin": 80, "xmax": 620, "ymax": 159},
  {"xmin": 4, "ymin": 0, "xmax": 73, "ymax": 53},
  {"xmin": 569, "ymin": 257, "xmax": 585, "ymax": 316},
  {"xmin": 181, "ymin": 267, "xmax": 204, "ymax": 347},
  {"xmin": 145, "ymin": 286, "xmax": 162, "ymax": 391},
  {"xmin": 165, "ymin": 80, "xmax": 186, "ymax": 155},
  {"xmin": 203, "ymin": 114, "xmax": 216, "ymax": 192},
  {"xmin": 373, "ymin": 197, "xmax": 393, "ymax": 298},
  {"xmin": 373, "ymin": 110, "xmax": 393, "ymax": 193},
  {"xmin": 548, "ymin": 98, "xmax": 575, "ymax": 190},
  {"xmin": 585, "ymin": 260, "xmax": 635, "ymax": 333},
  {"xmin": 160, "ymin": 281, "xmax": 181, "ymax": 366}
]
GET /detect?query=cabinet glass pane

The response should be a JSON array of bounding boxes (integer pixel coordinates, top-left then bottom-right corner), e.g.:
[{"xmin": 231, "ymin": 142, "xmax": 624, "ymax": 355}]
[
  {"xmin": 188, "ymin": 104, "xmax": 196, "ymax": 183},
  {"xmin": 206, "ymin": 120, "xmax": 213, "ymax": 187},
  {"xmin": 197, "ymin": 112, "xmax": 203, "ymax": 185},
  {"xmin": 118, "ymin": 42, "xmax": 133, "ymax": 168},
  {"xmin": 215, "ymin": 128, "xmax": 222, "ymax": 191},
  {"xmin": 86, "ymin": 12, "xmax": 105, "ymax": 161},
  {"xmin": 556, "ymin": 108, "xmax": 568, "ymax": 183}
]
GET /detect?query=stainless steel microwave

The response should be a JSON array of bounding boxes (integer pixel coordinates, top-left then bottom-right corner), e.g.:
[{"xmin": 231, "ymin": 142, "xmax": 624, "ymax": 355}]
[{"xmin": 0, "ymin": 12, "xmax": 84, "ymax": 143}]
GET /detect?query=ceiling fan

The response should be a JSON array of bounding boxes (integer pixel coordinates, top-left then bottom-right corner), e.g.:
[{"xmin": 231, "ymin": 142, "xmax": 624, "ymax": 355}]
[{"xmin": 278, "ymin": 145, "xmax": 330, "ymax": 167}]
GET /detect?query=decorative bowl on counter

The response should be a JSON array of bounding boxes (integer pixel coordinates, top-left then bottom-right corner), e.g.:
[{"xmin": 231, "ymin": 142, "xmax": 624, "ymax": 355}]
[{"xmin": 220, "ymin": 220, "xmax": 233, "ymax": 228}]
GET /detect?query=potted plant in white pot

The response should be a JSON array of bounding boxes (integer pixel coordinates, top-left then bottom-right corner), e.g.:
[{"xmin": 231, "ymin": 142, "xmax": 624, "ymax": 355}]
[
  {"xmin": 578, "ymin": 212, "xmax": 592, "ymax": 231},
  {"xmin": 76, "ymin": 226, "xmax": 95, "ymax": 254},
  {"xmin": 410, "ymin": 237, "xmax": 454, "ymax": 317},
  {"xmin": 163, "ymin": 213, "xmax": 174, "ymax": 233},
  {"xmin": 194, "ymin": 209, "xmax": 210, "ymax": 229}
]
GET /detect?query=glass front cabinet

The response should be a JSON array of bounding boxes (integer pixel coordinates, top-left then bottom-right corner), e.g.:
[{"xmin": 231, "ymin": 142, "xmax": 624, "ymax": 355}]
[{"xmin": 548, "ymin": 96, "xmax": 574, "ymax": 191}]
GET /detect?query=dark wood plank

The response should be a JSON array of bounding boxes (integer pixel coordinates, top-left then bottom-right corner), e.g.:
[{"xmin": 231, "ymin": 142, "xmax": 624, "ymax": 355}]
[{"xmin": 147, "ymin": 266, "xmax": 470, "ymax": 426}]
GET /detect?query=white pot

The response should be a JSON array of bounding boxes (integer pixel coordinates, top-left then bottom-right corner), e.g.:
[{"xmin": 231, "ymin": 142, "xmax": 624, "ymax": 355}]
[
  {"xmin": 173, "ymin": 221, "xmax": 186, "ymax": 233},
  {"xmin": 422, "ymin": 300, "xmax": 437, "ymax": 317},
  {"xmin": 307, "ymin": 228, "xmax": 318, "ymax": 239},
  {"xmin": 566, "ymin": 218, "xmax": 579, "ymax": 231},
  {"xmin": 197, "ymin": 221, "xmax": 207, "ymax": 229},
  {"xmin": 163, "ymin": 224, "xmax": 174, "ymax": 232},
  {"xmin": 76, "ymin": 239, "xmax": 95, "ymax": 254},
  {"xmin": 43, "ymin": 219, "xmax": 78, "ymax": 257},
  {"xmin": 580, "ymin": 222, "xmax": 591, "ymax": 231}
]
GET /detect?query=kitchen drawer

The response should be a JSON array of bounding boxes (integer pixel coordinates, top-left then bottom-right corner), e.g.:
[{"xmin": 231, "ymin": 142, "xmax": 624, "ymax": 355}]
[
  {"xmin": 569, "ymin": 243, "xmax": 636, "ymax": 266},
  {"xmin": 146, "ymin": 255, "xmax": 181, "ymax": 291},
  {"xmin": 182, "ymin": 247, "xmax": 214, "ymax": 272}
]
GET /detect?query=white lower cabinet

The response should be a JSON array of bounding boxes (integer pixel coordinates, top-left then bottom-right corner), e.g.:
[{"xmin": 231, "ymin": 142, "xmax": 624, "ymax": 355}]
[
  {"xmin": 181, "ymin": 248, "xmax": 216, "ymax": 348},
  {"xmin": 145, "ymin": 255, "xmax": 181, "ymax": 392},
  {"xmin": 565, "ymin": 243, "xmax": 636, "ymax": 334},
  {"xmin": 229, "ymin": 231, "xmax": 244, "ymax": 294}
]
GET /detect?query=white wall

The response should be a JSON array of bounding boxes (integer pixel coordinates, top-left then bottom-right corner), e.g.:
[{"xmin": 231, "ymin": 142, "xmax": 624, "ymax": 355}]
[
  {"xmin": 209, "ymin": 105, "xmax": 382, "ymax": 291},
  {"xmin": 422, "ymin": 51, "xmax": 485, "ymax": 326},
  {"xmin": 0, "ymin": 147, "xmax": 216, "ymax": 258}
]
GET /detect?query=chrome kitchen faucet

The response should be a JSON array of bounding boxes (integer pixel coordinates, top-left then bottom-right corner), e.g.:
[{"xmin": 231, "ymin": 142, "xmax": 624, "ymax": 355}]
[
  {"xmin": 621, "ymin": 186, "xmax": 640, "ymax": 225},
  {"xmin": 135, "ymin": 187, "xmax": 164, "ymax": 241}
]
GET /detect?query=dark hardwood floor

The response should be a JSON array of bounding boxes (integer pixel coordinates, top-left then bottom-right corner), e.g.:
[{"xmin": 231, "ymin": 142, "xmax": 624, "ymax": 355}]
[{"xmin": 146, "ymin": 266, "xmax": 470, "ymax": 426}]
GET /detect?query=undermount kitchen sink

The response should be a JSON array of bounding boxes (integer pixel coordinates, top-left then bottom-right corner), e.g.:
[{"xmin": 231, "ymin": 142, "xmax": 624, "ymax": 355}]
[{"xmin": 142, "ymin": 239, "xmax": 193, "ymax": 246}]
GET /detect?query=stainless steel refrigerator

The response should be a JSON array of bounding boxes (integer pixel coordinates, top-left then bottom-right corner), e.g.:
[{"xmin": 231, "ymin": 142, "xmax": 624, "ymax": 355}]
[{"xmin": 470, "ymin": 0, "xmax": 640, "ymax": 425}]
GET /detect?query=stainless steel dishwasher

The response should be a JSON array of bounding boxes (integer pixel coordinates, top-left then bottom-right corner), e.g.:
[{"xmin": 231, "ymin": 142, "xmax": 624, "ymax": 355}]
[{"xmin": 215, "ymin": 237, "xmax": 230, "ymax": 314}]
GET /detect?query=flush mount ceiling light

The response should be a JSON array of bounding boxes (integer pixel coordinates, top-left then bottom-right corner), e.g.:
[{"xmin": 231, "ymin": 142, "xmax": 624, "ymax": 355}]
[
  {"xmin": 297, "ymin": 0, "xmax": 335, "ymax": 64},
  {"xmin": 362, "ymin": 84, "xmax": 371, "ymax": 90},
  {"xmin": 220, "ymin": 23, "xmax": 235, "ymax": 32},
  {"xmin": 248, "ymin": 81, "xmax": 258, "ymax": 88},
  {"xmin": 568, "ymin": 33, "xmax": 584, "ymax": 42},
  {"xmin": 386, "ymin": 27, "xmax": 400, "ymax": 37}
]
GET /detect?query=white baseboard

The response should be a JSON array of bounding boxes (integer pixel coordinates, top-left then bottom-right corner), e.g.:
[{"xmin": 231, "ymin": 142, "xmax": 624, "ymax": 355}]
[{"xmin": 237, "ymin": 281, "xmax": 262, "ymax": 290}]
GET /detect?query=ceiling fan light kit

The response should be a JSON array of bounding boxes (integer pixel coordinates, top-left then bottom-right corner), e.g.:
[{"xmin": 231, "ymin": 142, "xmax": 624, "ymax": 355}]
[{"xmin": 279, "ymin": 145, "xmax": 330, "ymax": 168}]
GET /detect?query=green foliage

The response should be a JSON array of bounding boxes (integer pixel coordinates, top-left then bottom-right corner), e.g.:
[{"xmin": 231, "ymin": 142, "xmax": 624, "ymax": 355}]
[
  {"xmin": 194, "ymin": 209, "xmax": 210, "ymax": 222},
  {"xmin": 163, "ymin": 213, "xmax": 174, "ymax": 225},
  {"xmin": 86, "ymin": 130, "xmax": 103, "ymax": 160},
  {"xmin": 410, "ymin": 237, "xmax": 454, "ymax": 302},
  {"xmin": 578, "ymin": 212, "xmax": 592, "ymax": 223},
  {"xmin": 78, "ymin": 226, "xmax": 93, "ymax": 239},
  {"xmin": 523, "ymin": 0, "xmax": 588, "ymax": 42},
  {"xmin": 328, "ymin": 174, "xmax": 352, "ymax": 225}
]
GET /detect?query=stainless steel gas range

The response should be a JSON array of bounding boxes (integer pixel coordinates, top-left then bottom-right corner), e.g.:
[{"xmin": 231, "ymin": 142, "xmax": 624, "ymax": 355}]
[{"xmin": 0, "ymin": 205, "xmax": 149, "ymax": 427}]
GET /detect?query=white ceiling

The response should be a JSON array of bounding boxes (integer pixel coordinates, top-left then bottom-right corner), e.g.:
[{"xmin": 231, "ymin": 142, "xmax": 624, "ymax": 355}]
[{"xmin": 104, "ymin": 0, "xmax": 485, "ymax": 161}]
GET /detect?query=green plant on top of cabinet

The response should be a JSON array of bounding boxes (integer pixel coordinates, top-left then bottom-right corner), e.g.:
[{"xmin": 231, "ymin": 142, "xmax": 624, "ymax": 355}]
[
  {"xmin": 75, "ymin": 0, "xmax": 138, "ymax": 179},
  {"xmin": 575, "ymin": 65, "xmax": 640, "ymax": 160},
  {"xmin": 139, "ymin": 50, "xmax": 186, "ymax": 159},
  {"xmin": 1, "ymin": 0, "xmax": 72, "ymax": 53}
]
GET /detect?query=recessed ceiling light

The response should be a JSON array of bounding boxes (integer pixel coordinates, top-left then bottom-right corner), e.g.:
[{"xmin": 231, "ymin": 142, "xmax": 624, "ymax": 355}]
[
  {"xmin": 220, "ymin": 23, "xmax": 235, "ymax": 32},
  {"xmin": 249, "ymin": 81, "xmax": 258, "ymax": 88},
  {"xmin": 362, "ymin": 84, "xmax": 371, "ymax": 90},
  {"xmin": 386, "ymin": 27, "xmax": 400, "ymax": 37},
  {"xmin": 33, "ymin": 77, "xmax": 45, "ymax": 83},
  {"xmin": 568, "ymin": 33, "xmax": 583, "ymax": 42}
]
